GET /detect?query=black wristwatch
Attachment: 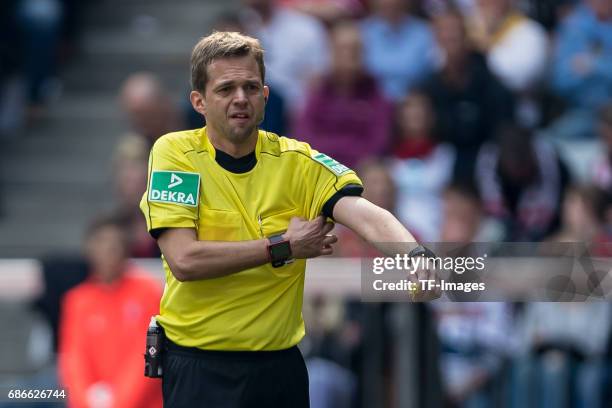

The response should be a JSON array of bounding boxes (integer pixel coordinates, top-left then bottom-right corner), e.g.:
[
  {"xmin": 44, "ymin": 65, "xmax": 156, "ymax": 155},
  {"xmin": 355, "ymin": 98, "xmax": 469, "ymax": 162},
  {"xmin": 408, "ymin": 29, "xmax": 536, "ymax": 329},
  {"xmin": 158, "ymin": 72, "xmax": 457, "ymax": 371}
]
[
  {"xmin": 408, "ymin": 245, "xmax": 436, "ymax": 259},
  {"xmin": 267, "ymin": 234, "xmax": 293, "ymax": 268}
]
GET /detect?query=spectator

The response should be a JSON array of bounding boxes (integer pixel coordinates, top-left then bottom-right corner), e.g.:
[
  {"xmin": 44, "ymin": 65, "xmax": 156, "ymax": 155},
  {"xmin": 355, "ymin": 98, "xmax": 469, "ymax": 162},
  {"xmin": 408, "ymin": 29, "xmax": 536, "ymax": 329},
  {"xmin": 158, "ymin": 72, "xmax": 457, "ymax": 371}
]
[
  {"xmin": 58, "ymin": 215, "xmax": 163, "ymax": 408},
  {"xmin": 0, "ymin": 1, "xmax": 26, "ymax": 139},
  {"xmin": 293, "ymin": 21, "xmax": 392, "ymax": 167},
  {"xmin": 424, "ymin": 9, "xmax": 514, "ymax": 182},
  {"xmin": 16, "ymin": 0, "xmax": 64, "ymax": 110},
  {"xmin": 389, "ymin": 91, "xmax": 455, "ymax": 241},
  {"xmin": 112, "ymin": 134, "xmax": 159, "ymax": 258},
  {"xmin": 278, "ymin": 0, "xmax": 366, "ymax": 25},
  {"xmin": 514, "ymin": 302, "xmax": 611, "ymax": 408},
  {"xmin": 119, "ymin": 72, "xmax": 182, "ymax": 147},
  {"xmin": 302, "ymin": 295, "xmax": 357, "ymax": 408},
  {"xmin": 241, "ymin": 0, "xmax": 330, "ymax": 113},
  {"xmin": 434, "ymin": 180, "xmax": 511, "ymax": 407},
  {"xmin": 542, "ymin": 182, "xmax": 612, "ymax": 256},
  {"xmin": 115, "ymin": 73, "xmax": 182, "ymax": 257},
  {"xmin": 440, "ymin": 181, "xmax": 504, "ymax": 243},
  {"xmin": 591, "ymin": 104, "xmax": 612, "ymax": 190},
  {"xmin": 547, "ymin": 0, "xmax": 612, "ymax": 139},
  {"xmin": 475, "ymin": 124, "xmax": 570, "ymax": 241},
  {"xmin": 552, "ymin": 0, "xmax": 612, "ymax": 113},
  {"xmin": 433, "ymin": 301, "xmax": 514, "ymax": 407},
  {"xmin": 466, "ymin": 0, "xmax": 549, "ymax": 127},
  {"xmin": 468, "ymin": 0, "xmax": 549, "ymax": 94},
  {"xmin": 116, "ymin": 72, "xmax": 180, "ymax": 256},
  {"xmin": 546, "ymin": 185, "xmax": 603, "ymax": 243},
  {"xmin": 360, "ymin": 0, "xmax": 436, "ymax": 101},
  {"xmin": 113, "ymin": 134, "xmax": 148, "ymax": 212}
]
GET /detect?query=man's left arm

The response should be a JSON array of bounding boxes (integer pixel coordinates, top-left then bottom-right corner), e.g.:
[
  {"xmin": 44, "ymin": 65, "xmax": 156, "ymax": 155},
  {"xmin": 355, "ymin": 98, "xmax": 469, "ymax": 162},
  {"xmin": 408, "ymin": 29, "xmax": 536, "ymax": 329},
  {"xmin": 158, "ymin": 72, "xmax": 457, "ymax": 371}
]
[
  {"xmin": 332, "ymin": 195, "xmax": 440, "ymax": 300},
  {"xmin": 332, "ymin": 196, "xmax": 419, "ymax": 254}
]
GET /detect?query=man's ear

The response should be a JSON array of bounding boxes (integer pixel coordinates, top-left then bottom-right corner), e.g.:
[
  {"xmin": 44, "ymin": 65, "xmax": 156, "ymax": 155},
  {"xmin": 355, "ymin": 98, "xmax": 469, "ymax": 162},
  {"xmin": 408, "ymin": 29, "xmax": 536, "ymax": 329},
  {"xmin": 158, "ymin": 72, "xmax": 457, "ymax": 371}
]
[
  {"xmin": 263, "ymin": 85, "xmax": 270, "ymax": 104},
  {"xmin": 190, "ymin": 90, "xmax": 206, "ymax": 116}
]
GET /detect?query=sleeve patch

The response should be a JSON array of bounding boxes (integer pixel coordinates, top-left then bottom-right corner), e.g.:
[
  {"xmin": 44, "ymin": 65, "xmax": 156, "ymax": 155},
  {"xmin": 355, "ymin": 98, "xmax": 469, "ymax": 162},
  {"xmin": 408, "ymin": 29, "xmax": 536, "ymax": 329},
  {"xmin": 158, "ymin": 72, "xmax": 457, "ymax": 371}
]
[
  {"xmin": 148, "ymin": 170, "xmax": 200, "ymax": 207},
  {"xmin": 313, "ymin": 153, "xmax": 351, "ymax": 175}
]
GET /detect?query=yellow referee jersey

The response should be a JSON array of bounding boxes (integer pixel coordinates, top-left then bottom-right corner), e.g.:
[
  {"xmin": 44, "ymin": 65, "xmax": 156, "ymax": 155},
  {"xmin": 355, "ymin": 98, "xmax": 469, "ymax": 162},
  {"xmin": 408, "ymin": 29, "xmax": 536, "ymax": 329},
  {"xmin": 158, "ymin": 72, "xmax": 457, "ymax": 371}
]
[{"xmin": 140, "ymin": 127, "xmax": 362, "ymax": 351}]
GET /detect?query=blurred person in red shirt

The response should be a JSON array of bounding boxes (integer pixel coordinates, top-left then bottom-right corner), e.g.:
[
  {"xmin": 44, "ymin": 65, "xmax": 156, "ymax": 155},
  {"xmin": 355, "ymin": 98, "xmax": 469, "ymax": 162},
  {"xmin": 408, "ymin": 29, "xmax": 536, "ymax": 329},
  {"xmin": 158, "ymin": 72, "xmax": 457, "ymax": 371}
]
[{"xmin": 58, "ymin": 215, "xmax": 163, "ymax": 408}]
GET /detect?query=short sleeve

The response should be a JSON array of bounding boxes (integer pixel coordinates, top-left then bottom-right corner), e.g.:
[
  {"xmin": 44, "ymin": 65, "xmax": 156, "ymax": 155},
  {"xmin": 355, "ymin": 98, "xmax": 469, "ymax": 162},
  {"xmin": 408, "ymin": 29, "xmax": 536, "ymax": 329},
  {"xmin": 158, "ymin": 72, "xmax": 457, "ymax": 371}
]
[
  {"xmin": 139, "ymin": 137, "xmax": 200, "ymax": 237},
  {"xmin": 305, "ymin": 149, "xmax": 363, "ymax": 219}
]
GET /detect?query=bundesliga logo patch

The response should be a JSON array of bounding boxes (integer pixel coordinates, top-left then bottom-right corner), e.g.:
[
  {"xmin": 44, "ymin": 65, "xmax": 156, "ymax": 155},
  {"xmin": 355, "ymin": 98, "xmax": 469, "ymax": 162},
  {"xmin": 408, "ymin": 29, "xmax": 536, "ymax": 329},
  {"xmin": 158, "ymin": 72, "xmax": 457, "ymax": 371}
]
[
  {"xmin": 148, "ymin": 171, "xmax": 200, "ymax": 207},
  {"xmin": 313, "ymin": 153, "xmax": 351, "ymax": 175}
]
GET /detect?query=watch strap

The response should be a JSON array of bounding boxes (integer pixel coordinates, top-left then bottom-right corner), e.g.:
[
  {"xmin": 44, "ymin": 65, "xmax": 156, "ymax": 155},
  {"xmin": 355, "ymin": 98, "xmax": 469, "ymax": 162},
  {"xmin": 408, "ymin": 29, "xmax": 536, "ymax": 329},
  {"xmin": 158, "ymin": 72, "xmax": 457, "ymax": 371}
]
[{"xmin": 267, "ymin": 234, "xmax": 292, "ymax": 268}]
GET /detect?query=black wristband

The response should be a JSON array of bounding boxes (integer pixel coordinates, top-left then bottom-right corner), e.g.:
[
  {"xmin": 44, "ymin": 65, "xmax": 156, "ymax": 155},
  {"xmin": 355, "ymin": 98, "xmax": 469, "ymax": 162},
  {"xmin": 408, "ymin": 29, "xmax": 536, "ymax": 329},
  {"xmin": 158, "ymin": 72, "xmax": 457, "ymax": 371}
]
[
  {"xmin": 408, "ymin": 245, "xmax": 436, "ymax": 259},
  {"xmin": 267, "ymin": 234, "xmax": 292, "ymax": 268}
]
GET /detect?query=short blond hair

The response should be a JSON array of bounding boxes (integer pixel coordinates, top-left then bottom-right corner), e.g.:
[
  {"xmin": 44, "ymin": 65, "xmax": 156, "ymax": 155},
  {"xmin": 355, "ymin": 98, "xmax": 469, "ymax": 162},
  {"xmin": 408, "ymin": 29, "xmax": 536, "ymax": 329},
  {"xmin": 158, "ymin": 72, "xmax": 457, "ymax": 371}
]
[{"xmin": 190, "ymin": 31, "xmax": 265, "ymax": 92}]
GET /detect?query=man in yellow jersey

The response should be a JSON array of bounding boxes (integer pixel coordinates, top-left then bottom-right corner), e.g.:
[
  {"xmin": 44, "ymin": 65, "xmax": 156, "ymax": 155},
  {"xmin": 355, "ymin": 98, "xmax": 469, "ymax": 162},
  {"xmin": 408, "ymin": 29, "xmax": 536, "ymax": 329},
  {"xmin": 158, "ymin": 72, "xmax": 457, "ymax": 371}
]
[{"xmin": 140, "ymin": 31, "xmax": 437, "ymax": 408}]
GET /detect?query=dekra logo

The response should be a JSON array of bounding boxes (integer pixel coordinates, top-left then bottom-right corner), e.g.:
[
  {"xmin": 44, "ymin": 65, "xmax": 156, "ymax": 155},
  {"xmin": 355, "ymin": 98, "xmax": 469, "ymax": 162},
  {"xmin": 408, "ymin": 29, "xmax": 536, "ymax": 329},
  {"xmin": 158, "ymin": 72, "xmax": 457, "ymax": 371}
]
[{"xmin": 149, "ymin": 171, "xmax": 200, "ymax": 207}]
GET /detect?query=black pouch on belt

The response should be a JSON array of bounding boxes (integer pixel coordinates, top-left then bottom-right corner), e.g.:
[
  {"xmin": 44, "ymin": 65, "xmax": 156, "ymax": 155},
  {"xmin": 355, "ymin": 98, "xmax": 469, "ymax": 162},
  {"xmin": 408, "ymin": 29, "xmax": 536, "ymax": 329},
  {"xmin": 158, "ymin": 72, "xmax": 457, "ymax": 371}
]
[{"xmin": 144, "ymin": 316, "xmax": 165, "ymax": 378}]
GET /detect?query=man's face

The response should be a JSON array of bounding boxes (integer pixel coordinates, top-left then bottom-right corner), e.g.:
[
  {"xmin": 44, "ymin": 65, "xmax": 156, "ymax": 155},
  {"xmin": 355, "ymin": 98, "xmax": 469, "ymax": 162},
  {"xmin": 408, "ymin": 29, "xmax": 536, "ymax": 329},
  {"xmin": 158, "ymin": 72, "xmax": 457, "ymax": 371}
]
[
  {"xmin": 434, "ymin": 14, "xmax": 467, "ymax": 63},
  {"xmin": 441, "ymin": 191, "xmax": 481, "ymax": 243},
  {"xmin": 85, "ymin": 225, "xmax": 128, "ymax": 283},
  {"xmin": 198, "ymin": 55, "xmax": 268, "ymax": 146},
  {"xmin": 331, "ymin": 25, "xmax": 363, "ymax": 82}
]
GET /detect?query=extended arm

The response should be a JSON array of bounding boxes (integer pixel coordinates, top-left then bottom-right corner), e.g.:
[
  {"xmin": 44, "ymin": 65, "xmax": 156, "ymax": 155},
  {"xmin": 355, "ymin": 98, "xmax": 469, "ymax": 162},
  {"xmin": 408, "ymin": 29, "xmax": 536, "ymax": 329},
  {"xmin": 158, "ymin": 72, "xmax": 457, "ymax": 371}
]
[
  {"xmin": 333, "ymin": 196, "xmax": 440, "ymax": 300},
  {"xmin": 332, "ymin": 196, "xmax": 419, "ymax": 254}
]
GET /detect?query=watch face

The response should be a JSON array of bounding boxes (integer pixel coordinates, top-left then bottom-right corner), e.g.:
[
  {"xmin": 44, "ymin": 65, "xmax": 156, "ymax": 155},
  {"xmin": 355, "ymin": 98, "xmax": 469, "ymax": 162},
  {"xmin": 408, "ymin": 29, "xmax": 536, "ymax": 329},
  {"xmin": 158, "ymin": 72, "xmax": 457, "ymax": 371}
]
[{"xmin": 270, "ymin": 242, "xmax": 291, "ymax": 260}]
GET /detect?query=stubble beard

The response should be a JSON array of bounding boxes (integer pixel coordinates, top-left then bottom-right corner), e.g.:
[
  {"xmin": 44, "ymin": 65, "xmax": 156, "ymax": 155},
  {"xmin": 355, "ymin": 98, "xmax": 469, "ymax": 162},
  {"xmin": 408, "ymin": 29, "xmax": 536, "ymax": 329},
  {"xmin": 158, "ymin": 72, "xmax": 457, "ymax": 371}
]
[
  {"xmin": 227, "ymin": 124, "xmax": 257, "ymax": 144},
  {"xmin": 226, "ymin": 109, "xmax": 264, "ymax": 144}
]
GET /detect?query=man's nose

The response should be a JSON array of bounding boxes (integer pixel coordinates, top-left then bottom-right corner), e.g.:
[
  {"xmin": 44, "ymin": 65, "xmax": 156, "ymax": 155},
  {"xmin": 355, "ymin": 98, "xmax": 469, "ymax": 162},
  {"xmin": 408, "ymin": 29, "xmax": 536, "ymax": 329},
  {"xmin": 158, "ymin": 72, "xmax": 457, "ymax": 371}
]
[{"xmin": 233, "ymin": 87, "xmax": 248, "ymax": 104}]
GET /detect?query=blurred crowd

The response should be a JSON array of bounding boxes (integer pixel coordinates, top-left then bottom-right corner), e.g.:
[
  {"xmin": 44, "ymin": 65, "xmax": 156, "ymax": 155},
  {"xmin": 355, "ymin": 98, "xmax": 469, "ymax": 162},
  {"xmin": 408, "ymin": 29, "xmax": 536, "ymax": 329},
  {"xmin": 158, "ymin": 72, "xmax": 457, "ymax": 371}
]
[
  {"xmin": 0, "ymin": 0, "xmax": 85, "ymax": 135},
  {"xmin": 1, "ymin": 0, "xmax": 612, "ymax": 407},
  {"xmin": 110, "ymin": 0, "xmax": 612, "ymax": 251}
]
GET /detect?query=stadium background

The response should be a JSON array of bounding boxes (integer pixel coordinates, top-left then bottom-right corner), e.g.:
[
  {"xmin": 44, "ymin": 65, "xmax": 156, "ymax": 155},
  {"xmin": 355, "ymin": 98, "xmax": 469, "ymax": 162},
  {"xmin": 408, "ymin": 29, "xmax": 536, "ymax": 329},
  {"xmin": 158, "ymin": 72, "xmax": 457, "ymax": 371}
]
[{"xmin": 0, "ymin": 0, "xmax": 611, "ymax": 407}]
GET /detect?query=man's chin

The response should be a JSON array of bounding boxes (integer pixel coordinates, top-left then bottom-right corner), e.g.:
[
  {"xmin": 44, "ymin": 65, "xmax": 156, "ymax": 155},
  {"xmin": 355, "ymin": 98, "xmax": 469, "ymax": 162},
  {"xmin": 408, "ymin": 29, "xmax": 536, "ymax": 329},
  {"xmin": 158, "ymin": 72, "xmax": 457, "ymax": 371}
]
[{"xmin": 228, "ymin": 126, "xmax": 257, "ymax": 143}]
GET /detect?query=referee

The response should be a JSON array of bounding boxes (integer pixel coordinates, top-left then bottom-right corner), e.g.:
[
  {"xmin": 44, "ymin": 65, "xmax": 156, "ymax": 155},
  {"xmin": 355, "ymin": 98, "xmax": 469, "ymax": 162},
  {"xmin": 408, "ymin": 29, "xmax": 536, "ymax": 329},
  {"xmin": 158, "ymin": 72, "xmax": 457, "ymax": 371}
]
[{"xmin": 140, "ymin": 31, "xmax": 437, "ymax": 408}]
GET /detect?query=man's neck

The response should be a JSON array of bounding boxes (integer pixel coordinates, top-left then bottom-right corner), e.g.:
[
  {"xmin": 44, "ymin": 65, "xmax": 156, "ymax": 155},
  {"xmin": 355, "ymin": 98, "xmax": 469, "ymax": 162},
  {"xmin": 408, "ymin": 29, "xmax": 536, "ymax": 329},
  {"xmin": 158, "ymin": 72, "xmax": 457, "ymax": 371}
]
[{"xmin": 207, "ymin": 127, "xmax": 258, "ymax": 158}]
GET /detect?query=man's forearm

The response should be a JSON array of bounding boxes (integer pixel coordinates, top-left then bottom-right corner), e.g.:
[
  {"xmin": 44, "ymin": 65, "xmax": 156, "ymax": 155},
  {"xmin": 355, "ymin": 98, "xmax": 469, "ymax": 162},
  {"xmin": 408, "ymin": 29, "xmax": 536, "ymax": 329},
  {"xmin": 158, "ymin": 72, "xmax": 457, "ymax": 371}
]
[
  {"xmin": 158, "ymin": 229, "xmax": 270, "ymax": 281},
  {"xmin": 334, "ymin": 197, "xmax": 420, "ymax": 255}
]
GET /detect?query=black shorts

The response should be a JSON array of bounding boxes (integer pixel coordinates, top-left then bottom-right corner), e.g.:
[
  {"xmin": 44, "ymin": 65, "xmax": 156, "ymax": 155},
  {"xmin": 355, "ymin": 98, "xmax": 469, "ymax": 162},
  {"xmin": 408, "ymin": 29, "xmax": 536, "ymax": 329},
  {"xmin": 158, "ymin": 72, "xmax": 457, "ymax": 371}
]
[{"xmin": 162, "ymin": 339, "xmax": 310, "ymax": 408}]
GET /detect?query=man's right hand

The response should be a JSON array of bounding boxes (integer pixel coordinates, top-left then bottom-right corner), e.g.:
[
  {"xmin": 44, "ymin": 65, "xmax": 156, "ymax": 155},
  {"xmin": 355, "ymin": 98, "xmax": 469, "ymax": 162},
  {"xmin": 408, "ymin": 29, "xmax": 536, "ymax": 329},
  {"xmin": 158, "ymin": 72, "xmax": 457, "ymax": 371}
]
[{"xmin": 283, "ymin": 216, "xmax": 337, "ymax": 259}]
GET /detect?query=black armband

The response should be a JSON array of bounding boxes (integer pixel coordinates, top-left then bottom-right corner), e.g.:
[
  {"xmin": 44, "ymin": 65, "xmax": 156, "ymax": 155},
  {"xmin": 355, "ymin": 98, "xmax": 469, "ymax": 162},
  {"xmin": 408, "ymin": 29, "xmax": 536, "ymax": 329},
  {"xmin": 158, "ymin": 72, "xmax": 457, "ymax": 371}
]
[{"xmin": 321, "ymin": 184, "xmax": 364, "ymax": 220}]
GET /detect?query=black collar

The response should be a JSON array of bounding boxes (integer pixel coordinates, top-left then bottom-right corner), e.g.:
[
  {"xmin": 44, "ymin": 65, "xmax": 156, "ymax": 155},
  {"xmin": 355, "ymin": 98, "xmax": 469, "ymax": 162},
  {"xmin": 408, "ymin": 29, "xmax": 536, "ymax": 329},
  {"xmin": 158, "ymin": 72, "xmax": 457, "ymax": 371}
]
[{"xmin": 215, "ymin": 149, "xmax": 257, "ymax": 174}]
